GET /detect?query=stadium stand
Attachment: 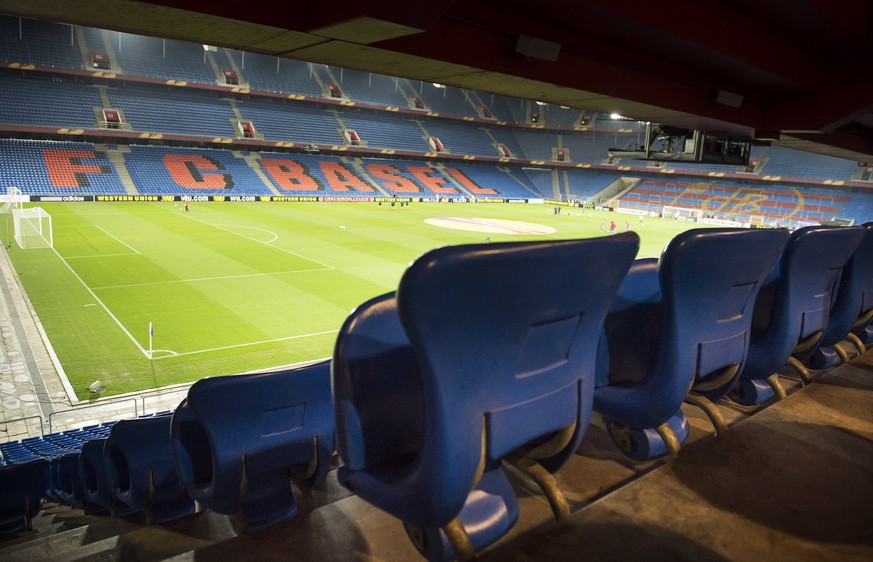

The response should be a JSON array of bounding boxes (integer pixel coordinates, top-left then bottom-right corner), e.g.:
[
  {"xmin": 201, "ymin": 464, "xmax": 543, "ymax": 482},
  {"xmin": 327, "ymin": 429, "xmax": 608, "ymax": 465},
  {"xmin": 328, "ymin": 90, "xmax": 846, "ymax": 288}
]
[
  {"xmin": 333, "ymin": 68, "xmax": 410, "ymax": 108},
  {"xmin": 0, "ymin": 139, "xmax": 127, "ymax": 195},
  {"xmin": 421, "ymin": 119, "xmax": 499, "ymax": 157},
  {"xmin": 124, "ymin": 145, "xmax": 269, "ymax": 196},
  {"xmin": 0, "ymin": 14, "xmax": 872, "ymax": 561},
  {"xmin": 106, "ymin": 83, "xmax": 238, "ymax": 138},
  {"xmin": 226, "ymin": 51, "xmax": 324, "ymax": 98},
  {"xmin": 0, "ymin": 17, "xmax": 83, "ymax": 70},
  {"xmin": 0, "ymin": 74, "xmax": 102, "ymax": 130},
  {"xmin": 108, "ymin": 31, "xmax": 216, "ymax": 85},
  {"xmin": 237, "ymin": 97, "xmax": 344, "ymax": 145},
  {"xmin": 338, "ymin": 110, "xmax": 429, "ymax": 152},
  {"xmin": 416, "ymin": 83, "xmax": 481, "ymax": 118}
]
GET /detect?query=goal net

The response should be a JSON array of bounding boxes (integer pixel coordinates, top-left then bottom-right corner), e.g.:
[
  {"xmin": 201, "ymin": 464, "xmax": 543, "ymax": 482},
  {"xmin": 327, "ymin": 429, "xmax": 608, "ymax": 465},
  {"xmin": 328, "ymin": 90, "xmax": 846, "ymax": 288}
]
[
  {"xmin": 662, "ymin": 205, "xmax": 703, "ymax": 222},
  {"xmin": 0, "ymin": 186, "xmax": 24, "ymax": 215},
  {"xmin": 13, "ymin": 207, "xmax": 53, "ymax": 249}
]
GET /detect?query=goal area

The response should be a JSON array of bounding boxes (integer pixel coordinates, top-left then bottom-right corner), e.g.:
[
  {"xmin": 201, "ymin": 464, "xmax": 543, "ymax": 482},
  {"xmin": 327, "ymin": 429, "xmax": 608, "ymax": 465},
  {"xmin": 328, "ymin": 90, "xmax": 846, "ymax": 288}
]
[
  {"xmin": 13, "ymin": 207, "xmax": 53, "ymax": 249},
  {"xmin": 662, "ymin": 205, "xmax": 703, "ymax": 222}
]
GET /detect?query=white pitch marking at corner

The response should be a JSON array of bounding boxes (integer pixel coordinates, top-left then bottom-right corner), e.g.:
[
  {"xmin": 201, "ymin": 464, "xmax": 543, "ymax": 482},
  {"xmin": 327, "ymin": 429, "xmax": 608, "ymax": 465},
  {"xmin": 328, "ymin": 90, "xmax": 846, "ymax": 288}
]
[
  {"xmin": 95, "ymin": 225, "xmax": 141, "ymax": 254},
  {"xmin": 49, "ymin": 247, "xmax": 151, "ymax": 358},
  {"xmin": 182, "ymin": 214, "xmax": 334, "ymax": 269}
]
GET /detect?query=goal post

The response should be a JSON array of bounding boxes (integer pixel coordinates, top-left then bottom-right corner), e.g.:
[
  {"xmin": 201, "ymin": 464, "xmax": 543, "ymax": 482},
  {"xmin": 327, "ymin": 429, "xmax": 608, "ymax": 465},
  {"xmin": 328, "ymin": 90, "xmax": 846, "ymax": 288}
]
[
  {"xmin": 13, "ymin": 207, "xmax": 53, "ymax": 249},
  {"xmin": 662, "ymin": 205, "xmax": 703, "ymax": 222},
  {"xmin": 0, "ymin": 186, "xmax": 24, "ymax": 214}
]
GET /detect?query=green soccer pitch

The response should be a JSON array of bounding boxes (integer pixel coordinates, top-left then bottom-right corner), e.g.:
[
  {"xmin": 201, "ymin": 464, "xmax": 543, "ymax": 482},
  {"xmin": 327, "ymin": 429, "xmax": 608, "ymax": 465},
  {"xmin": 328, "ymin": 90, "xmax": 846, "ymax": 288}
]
[{"xmin": 4, "ymin": 201, "xmax": 704, "ymax": 399}]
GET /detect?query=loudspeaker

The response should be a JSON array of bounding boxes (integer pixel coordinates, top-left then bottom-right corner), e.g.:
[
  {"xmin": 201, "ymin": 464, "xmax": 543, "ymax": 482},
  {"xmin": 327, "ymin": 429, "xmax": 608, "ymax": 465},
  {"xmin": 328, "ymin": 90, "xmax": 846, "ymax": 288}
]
[
  {"xmin": 516, "ymin": 35, "xmax": 561, "ymax": 61},
  {"xmin": 716, "ymin": 90, "xmax": 743, "ymax": 108}
]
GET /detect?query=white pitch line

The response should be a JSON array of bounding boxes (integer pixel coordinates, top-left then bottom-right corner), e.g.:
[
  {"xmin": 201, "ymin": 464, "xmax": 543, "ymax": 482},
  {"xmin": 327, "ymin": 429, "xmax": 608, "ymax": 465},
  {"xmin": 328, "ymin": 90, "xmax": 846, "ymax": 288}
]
[
  {"xmin": 91, "ymin": 267, "xmax": 332, "ymax": 290},
  {"xmin": 50, "ymin": 247, "xmax": 150, "ymax": 357},
  {"xmin": 182, "ymin": 213, "xmax": 335, "ymax": 269},
  {"xmin": 150, "ymin": 329, "xmax": 339, "ymax": 360},
  {"xmin": 64, "ymin": 253, "xmax": 139, "ymax": 259},
  {"xmin": 95, "ymin": 225, "xmax": 141, "ymax": 254}
]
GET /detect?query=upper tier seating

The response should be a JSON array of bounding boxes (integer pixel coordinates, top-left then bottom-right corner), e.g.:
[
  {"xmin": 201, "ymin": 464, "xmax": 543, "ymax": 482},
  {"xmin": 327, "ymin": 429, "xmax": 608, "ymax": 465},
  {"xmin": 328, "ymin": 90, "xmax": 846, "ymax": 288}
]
[
  {"xmin": 333, "ymin": 68, "xmax": 410, "ymax": 108},
  {"xmin": 109, "ymin": 31, "xmax": 216, "ymax": 84},
  {"xmin": 107, "ymin": 83, "xmax": 237, "ymax": 138},
  {"xmin": 0, "ymin": 74, "xmax": 101, "ymax": 130},
  {"xmin": 0, "ymin": 17, "xmax": 83, "ymax": 69},
  {"xmin": 226, "ymin": 51, "xmax": 324, "ymax": 98},
  {"xmin": 339, "ymin": 110, "xmax": 429, "ymax": 152},
  {"xmin": 237, "ymin": 97, "xmax": 344, "ymax": 145},
  {"xmin": 416, "ymin": 84, "xmax": 480, "ymax": 118}
]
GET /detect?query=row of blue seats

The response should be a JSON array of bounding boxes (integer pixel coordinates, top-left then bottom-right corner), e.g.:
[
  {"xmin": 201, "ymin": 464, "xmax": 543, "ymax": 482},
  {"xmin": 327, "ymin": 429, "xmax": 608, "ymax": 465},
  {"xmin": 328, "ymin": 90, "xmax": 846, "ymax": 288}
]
[{"xmin": 2, "ymin": 224, "xmax": 872, "ymax": 557}]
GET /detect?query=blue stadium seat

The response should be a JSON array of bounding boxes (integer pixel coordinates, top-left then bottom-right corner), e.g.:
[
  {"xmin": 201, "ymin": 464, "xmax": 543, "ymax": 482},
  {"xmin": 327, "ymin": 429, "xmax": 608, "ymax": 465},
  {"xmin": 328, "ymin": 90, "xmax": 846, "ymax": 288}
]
[
  {"xmin": 170, "ymin": 361, "xmax": 334, "ymax": 531},
  {"xmin": 51, "ymin": 452, "xmax": 86, "ymax": 509},
  {"xmin": 332, "ymin": 233, "xmax": 639, "ymax": 561},
  {"xmin": 594, "ymin": 228, "xmax": 790, "ymax": 460},
  {"xmin": 726, "ymin": 226, "xmax": 867, "ymax": 405},
  {"xmin": 0, "ymin": 458, "xmax": 48, "ymax": 538},
  {"xmin": 104, "ymin": 415, "xmax": 195, "ymax": 524},
  {"xmin": 79, "ymin": 438, "xmax": 114, "ymax": 515},
  {"xmin": 803, "ymin": 222, "xmax": 873, "ymax": 369}
]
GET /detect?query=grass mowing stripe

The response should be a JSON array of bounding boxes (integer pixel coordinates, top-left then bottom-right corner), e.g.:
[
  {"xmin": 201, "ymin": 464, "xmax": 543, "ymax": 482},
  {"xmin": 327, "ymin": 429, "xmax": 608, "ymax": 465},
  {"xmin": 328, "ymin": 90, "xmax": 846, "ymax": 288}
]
[
  {"xmin": 181, "ymin": 212, "xmax": 336, "ymax": 270},
  {"xmin": 150, "ymin": 329, "xmax": 340, "ymax": 360},
  {"xmin": 94, "ymin": 225, "xmax": 142, "ymax": 254},
  {"xmin": 8, "ymin": 201, "xmax": 703, "ymax": 399},
  {"xmin": 90, "ymin": 268, "xmax": 332, "ymax": 290},
  {"xmin": 49, "ymin": 245, "xmax": 150, "ymax": 358}
]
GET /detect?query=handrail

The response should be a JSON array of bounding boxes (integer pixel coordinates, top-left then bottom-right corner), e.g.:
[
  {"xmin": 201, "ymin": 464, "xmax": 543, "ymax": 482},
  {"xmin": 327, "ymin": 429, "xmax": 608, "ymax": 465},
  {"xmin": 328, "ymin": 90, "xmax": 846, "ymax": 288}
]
[
  {"xmin": 48, "ymin": 397, "xmax": 138, "ymax": 433},
  {"xmin": 140, "ymin": 385, "xmax": 191, "ymax": 415},
  {"xmin": 1, "ymin": 415, "xmax": 45, "ymax": 439}
]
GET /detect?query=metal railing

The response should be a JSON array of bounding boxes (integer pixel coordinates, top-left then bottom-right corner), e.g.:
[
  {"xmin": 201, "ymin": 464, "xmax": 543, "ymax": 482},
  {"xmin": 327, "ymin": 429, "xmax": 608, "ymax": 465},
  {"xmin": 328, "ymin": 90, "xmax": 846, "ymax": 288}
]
[{"xmin": 48, "ymin": 397, "xmax": 138, "ymax": 433}]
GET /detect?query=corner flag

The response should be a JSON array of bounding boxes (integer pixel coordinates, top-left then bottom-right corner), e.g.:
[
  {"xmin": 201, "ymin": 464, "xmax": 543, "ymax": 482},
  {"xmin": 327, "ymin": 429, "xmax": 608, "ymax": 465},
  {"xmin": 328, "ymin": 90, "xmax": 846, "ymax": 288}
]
[{"xmin": 149, "ymin": 322, "xmax": 154, "ymax": 359}]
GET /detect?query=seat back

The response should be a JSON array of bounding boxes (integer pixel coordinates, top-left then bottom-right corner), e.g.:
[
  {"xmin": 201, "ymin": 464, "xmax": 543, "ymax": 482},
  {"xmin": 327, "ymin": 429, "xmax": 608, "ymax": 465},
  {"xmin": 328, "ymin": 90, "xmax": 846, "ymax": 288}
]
[
  {"xmin": 0, "ymin": 458, "xmax": 47, "ymax": 537},
  {"xmin": 171, "ymin": 360, "xmax": 334, "ymax": 530},
  {"xmin": 744, "ymin": 225, "xmax": 866, "ymax": 378},
  {"xmin": 79, "ymin": 438, "xmax": 111, "ymax": 514},
  {"xmin": 820, "ymin": 223, "xmax": 873, "ymax": 347},
  {"xmin": 596, "ymin": 228, "xmax": 790, "ymax": 427},
  {"xmin": 105, "ymin": 415, "xmax": 194, "ymax": 523},
  {"xmin": 334, "ymin": 232, "xmax": 639, "ymax": 529}
]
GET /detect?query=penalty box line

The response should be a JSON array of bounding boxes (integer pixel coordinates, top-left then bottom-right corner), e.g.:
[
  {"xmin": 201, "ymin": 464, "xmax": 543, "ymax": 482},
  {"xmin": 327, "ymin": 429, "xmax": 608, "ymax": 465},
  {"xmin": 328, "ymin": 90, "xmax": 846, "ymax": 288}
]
[
  {"xmin": 181, "ymin": 212, "xmax": 336, "ymax": 270},
  {"xmin": 91, "ymin": 267, "xmax": 332, "ymax": 290},
  {"xmin": 150, "ymin": 329, "xmax": 340, "ymax": 360}
]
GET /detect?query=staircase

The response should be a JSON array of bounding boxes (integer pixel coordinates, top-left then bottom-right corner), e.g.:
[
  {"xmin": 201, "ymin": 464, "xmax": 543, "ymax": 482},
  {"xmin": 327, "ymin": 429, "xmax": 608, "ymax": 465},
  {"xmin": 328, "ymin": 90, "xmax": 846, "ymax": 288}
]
[{"xmin": 100, "ymin": 145, "xmax": 138, "ymax": 195}]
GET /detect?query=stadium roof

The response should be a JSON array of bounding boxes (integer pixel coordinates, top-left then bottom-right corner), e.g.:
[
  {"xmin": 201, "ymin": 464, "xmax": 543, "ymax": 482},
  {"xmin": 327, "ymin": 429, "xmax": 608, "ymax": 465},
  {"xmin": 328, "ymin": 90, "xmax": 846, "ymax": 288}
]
[{"xmin": 2, "ymin": 0, "xmax": 872, "ymax": 162}]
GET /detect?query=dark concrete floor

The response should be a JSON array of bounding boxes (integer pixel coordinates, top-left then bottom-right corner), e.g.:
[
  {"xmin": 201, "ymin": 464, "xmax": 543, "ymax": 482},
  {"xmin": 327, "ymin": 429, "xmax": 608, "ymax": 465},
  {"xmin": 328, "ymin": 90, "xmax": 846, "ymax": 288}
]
[{"xmin": 481, "ymin": 353, "xmax": 873, "ymax": 561}]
